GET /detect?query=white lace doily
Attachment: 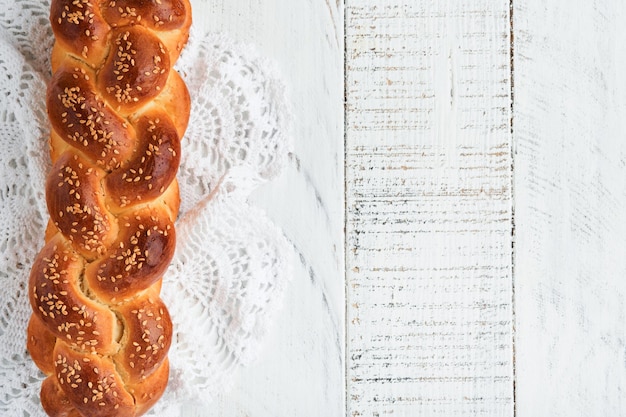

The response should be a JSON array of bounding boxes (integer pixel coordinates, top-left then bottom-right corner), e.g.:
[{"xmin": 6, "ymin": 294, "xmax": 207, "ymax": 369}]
[{"xmin": 0, "ymin": 1, "xmax": 293, "ymax": 415}]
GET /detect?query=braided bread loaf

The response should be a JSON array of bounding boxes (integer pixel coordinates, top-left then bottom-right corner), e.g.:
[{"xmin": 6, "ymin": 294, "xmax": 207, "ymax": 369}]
[{"xmin": 26, "ymin": 1, "xmax": 192, "ymax": 415}]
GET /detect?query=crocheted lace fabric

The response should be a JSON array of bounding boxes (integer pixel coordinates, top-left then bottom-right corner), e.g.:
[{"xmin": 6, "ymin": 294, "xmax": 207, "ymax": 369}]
[{"xmin": 0, "ymin": 1, "xmax": 292, "ymax": 415}]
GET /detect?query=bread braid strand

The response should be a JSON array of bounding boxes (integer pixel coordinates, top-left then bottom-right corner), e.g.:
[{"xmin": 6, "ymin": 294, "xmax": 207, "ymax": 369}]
[{"xmin": 27, "ymin": 1, "xmax": 192, "ymax": 416}]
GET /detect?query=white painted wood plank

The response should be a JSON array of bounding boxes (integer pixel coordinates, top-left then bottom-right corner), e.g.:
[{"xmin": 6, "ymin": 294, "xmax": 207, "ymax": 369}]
[
  {"xmin": 181, "ymin": 0, "xmax": 345, "ymax": 416},
  {"xmin": 345, "ymin": 1, "xmax": 514, "ymax": 416},
  {"xmin": 513, "ymin": 1, "xmax": 626, "ymax": 415}
]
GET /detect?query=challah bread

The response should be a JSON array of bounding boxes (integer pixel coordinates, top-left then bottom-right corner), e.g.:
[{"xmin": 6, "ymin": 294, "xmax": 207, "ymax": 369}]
[{"xmin": 27, "ymin": 1, "xmax": 192, "ymax": 415}]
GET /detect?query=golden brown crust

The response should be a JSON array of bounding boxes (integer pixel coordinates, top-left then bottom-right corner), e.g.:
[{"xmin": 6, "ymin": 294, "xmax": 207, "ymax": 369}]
[
  {"xmin": 46, "ymin": 153, "xmax": 119, "ymax": 259},
  {"xmin": 99, "ymin": 0, "xmax": 193, "ymax": 64},
  {"xmin": 29, "ymin": 236, "xmax": 121, "ymax": 355},
  {"xmin": 150, "ymin": 70, "xmax": 191, "ymax": 137},
  {"xmin": 50, "ymin": 0, "xmax": 111, "ymax": 67},
  {"xmin": 84, "ymin": 208, "xmax": 176, "ymax": 304},
  {"xmin": 29, "ymin": 0, "xmax": 192, "ymax": 415},
  {"xmin": 105, "ymin": 111, "xmax": 181, "ymax": 209},
  {"xmin": 100, "ymin": 0, "xmax": 189, "ymax": 31},
  {"xmin": 27, "ymin": 315, "xmax": 57, "ymax": 375},
  {"xmin": 114, "ymin": 291, "xmax": 172, "ymax": 383},
  {"xmin": 40, "ymin": 376, "xmax": 82, "ymax": 417},
  {"xmin": 53, "ymin": 343, "xmax": 136, "ymax": 417},
  {"xmin": 127, "ymin": 359, "xmax": 170, "ymax": 416},
  {"xmin": 98, "ymin": 26, "xmax": 171, "ymax": 114},
  {"xmin": 47, "ymin": 63, "xmax": 136, "ymax": 170}
]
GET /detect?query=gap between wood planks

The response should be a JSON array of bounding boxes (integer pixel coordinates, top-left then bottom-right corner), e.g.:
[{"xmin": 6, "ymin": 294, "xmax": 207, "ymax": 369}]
[
  {"xmin": 509, "ymin": 0, "xmax": 517, "ymax": 415},
  {"xmin": 343, "ymin": 2, "xmax": 349, "ymax": 417}
]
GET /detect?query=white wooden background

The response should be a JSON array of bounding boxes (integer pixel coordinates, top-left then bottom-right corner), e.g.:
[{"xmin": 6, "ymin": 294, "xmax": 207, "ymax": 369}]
[
  {"xmin": 184, "ymin": 0, "xmax": 345, "ymax": 416},
  {"xmin": 514, "ymin": 1, "xmax": 626, "ymax": 415},
  {"xmin": 16, "ymin": 0, "xmax": 626, "ymax": 415},
  {"xmin": 185, "ymin": 0, "xmax": 626, "ymax": 415}
]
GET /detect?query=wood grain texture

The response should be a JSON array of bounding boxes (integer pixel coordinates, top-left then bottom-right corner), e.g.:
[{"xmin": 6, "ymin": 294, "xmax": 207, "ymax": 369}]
[
  {"xmin": 345, "ymin": 1, "xmax": 514, "ymax": 415},
  {"xmin": 513, "ymin": 1, "xmax": 626, "ymax": 415},
  {"xmin": 181, "ymin": 0, "xmax": 345, "ymax": 416}
]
